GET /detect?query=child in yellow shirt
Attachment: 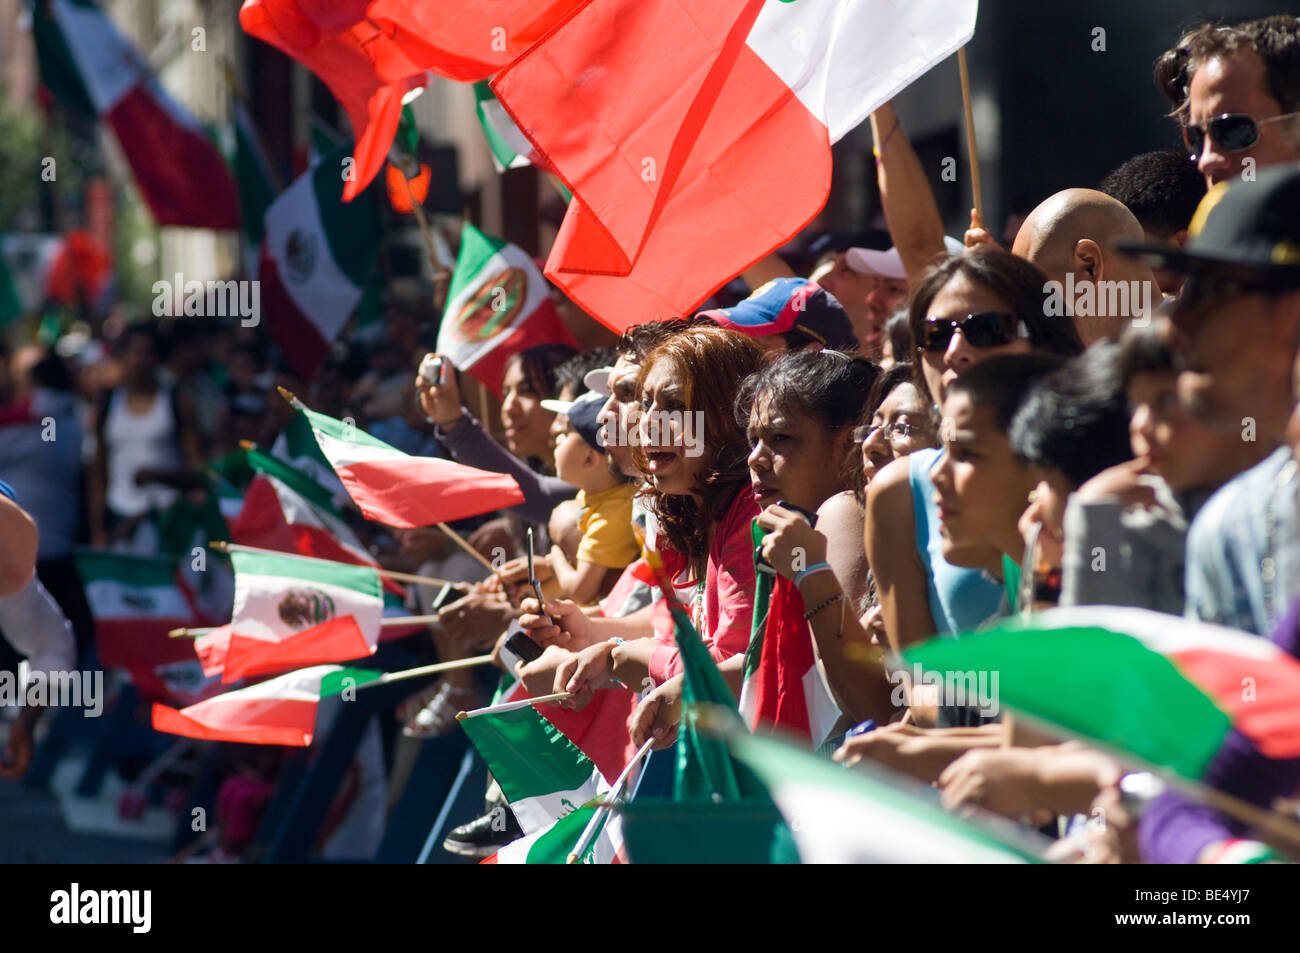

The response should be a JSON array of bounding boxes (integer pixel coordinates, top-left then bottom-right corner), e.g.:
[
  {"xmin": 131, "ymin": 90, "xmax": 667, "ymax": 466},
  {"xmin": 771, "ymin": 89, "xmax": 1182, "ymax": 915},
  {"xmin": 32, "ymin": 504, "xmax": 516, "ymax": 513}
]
[{"xmin": 541, "ymin": 391, "xmax": 639, "ymax": 604}]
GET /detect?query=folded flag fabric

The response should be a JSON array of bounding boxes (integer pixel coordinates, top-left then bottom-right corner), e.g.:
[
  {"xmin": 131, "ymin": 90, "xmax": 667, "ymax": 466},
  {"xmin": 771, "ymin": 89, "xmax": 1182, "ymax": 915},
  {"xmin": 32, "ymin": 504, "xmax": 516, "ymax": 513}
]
[
  {"xmin": 237, "ymin": 448, "xmax": 371, "ymax": 567},
  {"xmin": 724, "ymin": 727, "xmax": 1042, "ymax": 864},
  {"xmin": 231, "ymin": 96, "xmax": 281, "ymax": 276},
  {"xmin": 367, "ymin": 0, "xmax": 586, "ymax": 83},
  {"xmin": 483, "ymin": 805, "xmax": 625, "ymax": 865},
  {"xmin": 437, "ymin": 222, "xmax": 579, "ymax": 397},
  {"xmin": 474, "ymin": 82, "xmax": 546, "ymax": 174},
  {"xmin": 738, "ymin": 523, "xmax": 842, "ymax": 747},
  {"xmin": 296, "ymin": 404, "xmax": 525, "ymax": 527},
  {"xmin": 222, "ymin": 549, "xmax": 383, "ymax": 682},
  {"xmin": 268, "ymin": 414, "xmax": 349, "ymax": 504},
  {"xmin": 77, "ymin": 550, "xmax": 215, "ymax": 704},
  {"xmin": 903, "ymin": 605, "xmax": 1300, "ymax": 782},
  {"xmin": 460, "ymin": 705, "xmax": 604, "ymax": 834},
  {"xmin": 32, "ymin": 0, "xmax": 240, "ymax": 229},
  {"xmin": 152, "ymin": 664, "xmax": 340, "ymax": 746},
  {"xmin": 238, "ymin": 0, "xmax": 426, "ymax": 204},
  {"xmin": 492, "ymin": 0, "xmax": 977, "ymax": 333},
  {"xmin": 258, "ymin": 143, "xmax": 383, "ymax": 378},
  {"xmin": 460, "ymin": 705, "xmax": 628, "ymax": 863}
]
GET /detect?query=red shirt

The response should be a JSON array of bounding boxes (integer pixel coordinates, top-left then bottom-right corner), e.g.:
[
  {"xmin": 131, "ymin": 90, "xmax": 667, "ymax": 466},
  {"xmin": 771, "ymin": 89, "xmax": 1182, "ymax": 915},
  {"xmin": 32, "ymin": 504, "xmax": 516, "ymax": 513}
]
[{"xmin": 648, "ymin": 488, "xmax": 758, "ymax": 684}]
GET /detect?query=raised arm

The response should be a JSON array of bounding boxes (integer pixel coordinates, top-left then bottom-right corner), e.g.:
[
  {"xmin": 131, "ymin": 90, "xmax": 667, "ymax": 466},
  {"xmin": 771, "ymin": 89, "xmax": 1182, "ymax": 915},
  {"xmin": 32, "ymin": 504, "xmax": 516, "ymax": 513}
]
[{"xmin": 870, "ymin": 101, "xmax": 950, "ymax": 281}]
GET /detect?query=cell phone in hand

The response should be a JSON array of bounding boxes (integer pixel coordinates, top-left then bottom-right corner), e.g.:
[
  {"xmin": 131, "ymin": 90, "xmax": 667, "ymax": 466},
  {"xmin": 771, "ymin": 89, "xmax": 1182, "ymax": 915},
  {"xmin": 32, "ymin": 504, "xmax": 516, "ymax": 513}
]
[
  {"xmin": 526, "ymin": 527, "xmax": 557, "ymax": 624},
  {"xmin": 504, "ymin": 629, "xmax": 544, "ymax": 664},
  {"xmin": 757, "ymin": 500, "xmax": 820, "ymax": 573}
]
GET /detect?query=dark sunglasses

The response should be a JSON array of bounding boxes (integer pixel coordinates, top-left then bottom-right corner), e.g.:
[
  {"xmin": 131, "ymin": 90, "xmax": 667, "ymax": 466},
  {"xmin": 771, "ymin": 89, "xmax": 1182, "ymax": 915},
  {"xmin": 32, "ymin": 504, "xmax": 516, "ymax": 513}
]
[
  {"xmin": 920, "ymin": 312, "xmax": 1028, "ymax": 352},
  {"xmin": 1183, "ymin": 111, "xmax": 1300, "ymax": 160}
]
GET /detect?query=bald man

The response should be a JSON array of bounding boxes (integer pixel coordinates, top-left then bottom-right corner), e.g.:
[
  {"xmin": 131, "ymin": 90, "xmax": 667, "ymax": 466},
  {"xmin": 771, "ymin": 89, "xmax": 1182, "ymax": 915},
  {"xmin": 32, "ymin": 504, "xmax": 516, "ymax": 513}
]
[{"xmin": 1012, "ymin": 189, "xmax": 1159, "ymax": 344}]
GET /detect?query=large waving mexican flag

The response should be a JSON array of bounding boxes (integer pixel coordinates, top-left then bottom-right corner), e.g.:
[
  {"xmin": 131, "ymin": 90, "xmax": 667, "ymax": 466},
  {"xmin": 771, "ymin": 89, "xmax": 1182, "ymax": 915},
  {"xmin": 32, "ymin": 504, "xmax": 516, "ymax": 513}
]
[
  {"xmin": 492, "ymin": 0, "xmax": 978, "ymax": 331},
  {"xmin": 31, "ymin": 0, "xmax": 240, "ymax": 229}
]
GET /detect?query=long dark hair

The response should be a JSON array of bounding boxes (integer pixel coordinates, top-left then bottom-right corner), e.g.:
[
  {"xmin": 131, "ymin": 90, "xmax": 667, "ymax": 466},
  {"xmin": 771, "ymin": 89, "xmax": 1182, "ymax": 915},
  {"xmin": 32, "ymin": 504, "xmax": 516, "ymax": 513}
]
[
  {"xmin": 908, "ymin": 246, "xmax": 1084, "ymax": 403},
  {"xmin": 634, "ymin": 325, "xmax": 765, "ymax": 582}
]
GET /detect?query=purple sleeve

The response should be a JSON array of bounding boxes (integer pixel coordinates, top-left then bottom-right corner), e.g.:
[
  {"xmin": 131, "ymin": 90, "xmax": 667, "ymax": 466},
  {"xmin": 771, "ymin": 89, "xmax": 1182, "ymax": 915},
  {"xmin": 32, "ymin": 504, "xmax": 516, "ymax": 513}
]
[
  {"xmin": 1139, "ymin": 600, "xmax": 1300, "ymax": 863},
  {"xmin": 436, "ymin": 413, "xmax": 576, "ymax": 525}
]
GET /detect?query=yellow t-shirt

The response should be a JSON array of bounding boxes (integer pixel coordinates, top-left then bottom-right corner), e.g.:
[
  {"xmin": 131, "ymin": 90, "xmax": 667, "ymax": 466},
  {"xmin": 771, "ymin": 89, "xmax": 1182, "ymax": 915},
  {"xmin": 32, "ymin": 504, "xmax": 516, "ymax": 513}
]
[{"xmin": 576, "ymin": 483, "xmax": 640, "ymax": 570}]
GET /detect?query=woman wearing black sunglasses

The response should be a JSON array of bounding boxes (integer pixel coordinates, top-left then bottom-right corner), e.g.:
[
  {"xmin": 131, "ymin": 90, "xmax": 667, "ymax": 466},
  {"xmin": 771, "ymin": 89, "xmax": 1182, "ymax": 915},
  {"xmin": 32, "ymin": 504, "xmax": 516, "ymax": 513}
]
[{"xmin": 859, "ymin": 248, "xmax": 1082, "ymax": 723}]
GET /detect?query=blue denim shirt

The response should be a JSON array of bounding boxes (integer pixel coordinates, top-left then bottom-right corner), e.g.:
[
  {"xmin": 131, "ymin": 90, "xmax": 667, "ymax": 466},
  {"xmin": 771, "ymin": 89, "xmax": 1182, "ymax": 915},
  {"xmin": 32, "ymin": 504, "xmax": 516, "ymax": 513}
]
[{"xmin": 1184, "ymin": 446, "xmax": 1299, "ymax": 636}]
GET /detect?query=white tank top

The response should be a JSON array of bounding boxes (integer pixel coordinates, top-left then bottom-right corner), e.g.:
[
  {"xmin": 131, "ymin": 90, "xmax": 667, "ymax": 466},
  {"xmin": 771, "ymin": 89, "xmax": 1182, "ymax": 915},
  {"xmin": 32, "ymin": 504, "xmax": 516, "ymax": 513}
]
[{"xmin": 103, "ymin": 384, "xmax": 182, "ymax": 518}]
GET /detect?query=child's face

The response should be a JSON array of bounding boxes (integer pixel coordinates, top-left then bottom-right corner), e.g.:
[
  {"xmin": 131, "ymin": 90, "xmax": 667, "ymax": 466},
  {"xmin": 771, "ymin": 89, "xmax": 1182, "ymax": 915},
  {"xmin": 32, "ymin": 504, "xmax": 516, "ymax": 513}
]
[
  {"xmin": 930, "ymin": 390, "xmax": 1036, "ymax": 560},
  {"xmin": 1128, "ymin": 370, "xmax": 1231, "ymax": 492},
  {"xmin": 747, "ymin": 397, "xmax": 848, "ymax": 514},
  {"xmin": 554, "ymin": 426, "xmax": 596, "ymax": 487}
]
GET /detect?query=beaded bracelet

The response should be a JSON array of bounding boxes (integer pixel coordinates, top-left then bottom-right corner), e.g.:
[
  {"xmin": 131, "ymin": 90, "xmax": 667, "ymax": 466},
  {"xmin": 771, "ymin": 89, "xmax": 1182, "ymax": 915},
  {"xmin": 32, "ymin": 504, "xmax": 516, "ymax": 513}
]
[{"xmin": 802, "ymin": 592, "xmax": 843, "ymax": 621}]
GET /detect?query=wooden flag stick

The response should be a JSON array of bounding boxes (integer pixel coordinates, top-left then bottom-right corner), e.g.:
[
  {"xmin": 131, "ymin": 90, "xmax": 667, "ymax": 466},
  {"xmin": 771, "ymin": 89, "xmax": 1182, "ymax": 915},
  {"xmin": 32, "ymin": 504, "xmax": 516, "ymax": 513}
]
[
  {"xmin": 566, "ymin": 737, "xmax": 655, "ymax": 864},
  {"xmin": 456, "ymin": 691, "xmax": 572, "ymax": 720},
  {"xmin": 396, "ymin": 161, "xmax": 451, "ymax": 272},
  {"xmin": 956, "ymin": 46, "xmax": 984, "ymax": 227},
  {"xmin": 169, "ymin": 626, "xmax": 214, "ymax": 638},
  {"xmin": 208, "ymin": 541, "xmax": 461, "ymax": 589},
  {"xmin": 437, "ymin": 521, "xmax": 497, "ymax": 574},
  {"xmin": 374, "ymin": 655, "xmax": 495, "ymax": 685}
]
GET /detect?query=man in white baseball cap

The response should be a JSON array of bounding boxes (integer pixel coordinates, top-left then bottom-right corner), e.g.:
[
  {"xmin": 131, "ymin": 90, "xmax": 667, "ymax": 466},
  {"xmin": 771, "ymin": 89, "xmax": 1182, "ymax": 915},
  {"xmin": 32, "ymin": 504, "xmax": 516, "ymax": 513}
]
[{"xmin": 816, "ymin": 237, "xmax": 962, "ymax": 359}]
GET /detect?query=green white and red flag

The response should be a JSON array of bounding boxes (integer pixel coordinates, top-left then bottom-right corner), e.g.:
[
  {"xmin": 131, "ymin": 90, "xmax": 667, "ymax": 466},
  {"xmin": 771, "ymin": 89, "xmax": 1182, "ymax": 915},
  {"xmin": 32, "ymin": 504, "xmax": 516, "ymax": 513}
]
[
  {"xmin": 294, "ymin": 403, "xmax": 525, "ymax": 527},
  {"xmin": 437, "ymin": 222, "xmax": 579, "ymax": 397},
  {"xmin": 724, "ymin": 726, "xmax": 1042, "ymax": 863},
  {"xmin": 903, "ymin": 606, "xmax": 1300, "ymax": 781},
  {"xmin": 76, "ymin": 550, "xmax": 217, "ymax": 705},
  {"xmin": 152, "ymin": 664, "xmax": 340, "ymax": 746},
  {"xmin": 31, "ymin": 0, "xmax": 240, "ymax": 229},
  {"xmin": 460, "ymin": 705, "xmax": 626, "ymax": 864},
  {"xmin": 257, "ymin": 144, "xmax": 383, "ymax": 377},
  {"xmin": 738, "ymin": 524, "xmax": 842, "ymax": 747},
  {"xmin": 220, "ymin": 549, "xmax": 384, "ymax": 682},
  {"xmin": 491, "ymin": 0, "xmax": 977, "ymax": 332}
]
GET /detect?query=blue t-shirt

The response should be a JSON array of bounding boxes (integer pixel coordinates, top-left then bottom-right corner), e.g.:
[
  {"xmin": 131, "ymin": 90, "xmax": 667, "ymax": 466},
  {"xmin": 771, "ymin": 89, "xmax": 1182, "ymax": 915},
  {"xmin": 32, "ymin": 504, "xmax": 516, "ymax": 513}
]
[{"xmin": 907, "ymin": 447, "xmax": 1004, "ymax": 635}]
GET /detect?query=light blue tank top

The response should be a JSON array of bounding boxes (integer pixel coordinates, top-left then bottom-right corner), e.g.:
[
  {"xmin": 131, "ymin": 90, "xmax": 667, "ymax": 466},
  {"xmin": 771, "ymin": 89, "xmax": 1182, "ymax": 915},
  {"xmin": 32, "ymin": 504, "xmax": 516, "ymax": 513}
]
[{"xmin": 907, "ymin": 447, "xmax": 1004, "ymax": 635}]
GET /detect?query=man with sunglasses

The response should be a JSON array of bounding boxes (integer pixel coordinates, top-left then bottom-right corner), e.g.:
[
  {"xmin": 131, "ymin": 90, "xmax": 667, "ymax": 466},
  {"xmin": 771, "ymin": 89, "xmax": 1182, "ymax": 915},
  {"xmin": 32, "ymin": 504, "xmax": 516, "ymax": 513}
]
[
  {"xmin": 1117, "ymin": 166, "xmax": 1300, "ymax": 635},
  {"xmin": 1172, "ymin": 17, "xmax": 1300, "ymax": 189}
]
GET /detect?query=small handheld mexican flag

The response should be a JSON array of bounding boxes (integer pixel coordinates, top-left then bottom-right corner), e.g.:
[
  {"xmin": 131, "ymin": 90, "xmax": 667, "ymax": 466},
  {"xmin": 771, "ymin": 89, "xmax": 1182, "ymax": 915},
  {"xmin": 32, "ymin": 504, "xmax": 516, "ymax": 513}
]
[
  {"xmin": 221, "ymin": 549, "xmax": 384, "ymax": 683},
  {"xmin": 459, "ymin": 705, "xmax": 625, "ymax": 864},
  {"xmin": 291, "ymin": 400, "xmax": 525, "ymax": 528},
  {"xmin": 152, "ymin": 665, "xmax": 341, "ymax": 746},
  {"xmin": 77, "ymin": 550, "xmax": 215, "ymax": 705},
  {"xmin": 737, "ymin": 523, "xmax": 842, "ymax": 748},
  {"xmin": 437, "ymin": 222, "xmax": 579, "ymax": 397}
]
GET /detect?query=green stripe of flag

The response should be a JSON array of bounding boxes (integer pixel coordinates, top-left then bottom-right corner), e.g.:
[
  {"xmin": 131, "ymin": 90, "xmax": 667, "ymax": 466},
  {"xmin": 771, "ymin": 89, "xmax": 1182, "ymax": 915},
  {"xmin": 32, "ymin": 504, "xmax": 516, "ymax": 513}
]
[
  {"xmin": 312, "ymin": 144, "xmax": 383, "ymax": 288},
  {"xmin": 246, "ymin": 446, "xmax": 342, "ymax": 518},
  {"xmin": 320, "ymin": 667, "xmax": 383, "ymax": 697},
  {"xmin": 460, "ymin": 705, "xmax": 596, "ymax": 802},
  {"xmin": 75, "ymin": 550, "xmax": 179, "ymax": 587},
  {"xmin": 230, "ymin": 548, "xmax": 381, "ymax": 596},
  {"xmin": 301, "ymin": 406, "xmax": 401, "ymax": 455},
  {"xmin": 903, "ymin": 623, "xmax": 1233, "ymax": 780}
]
